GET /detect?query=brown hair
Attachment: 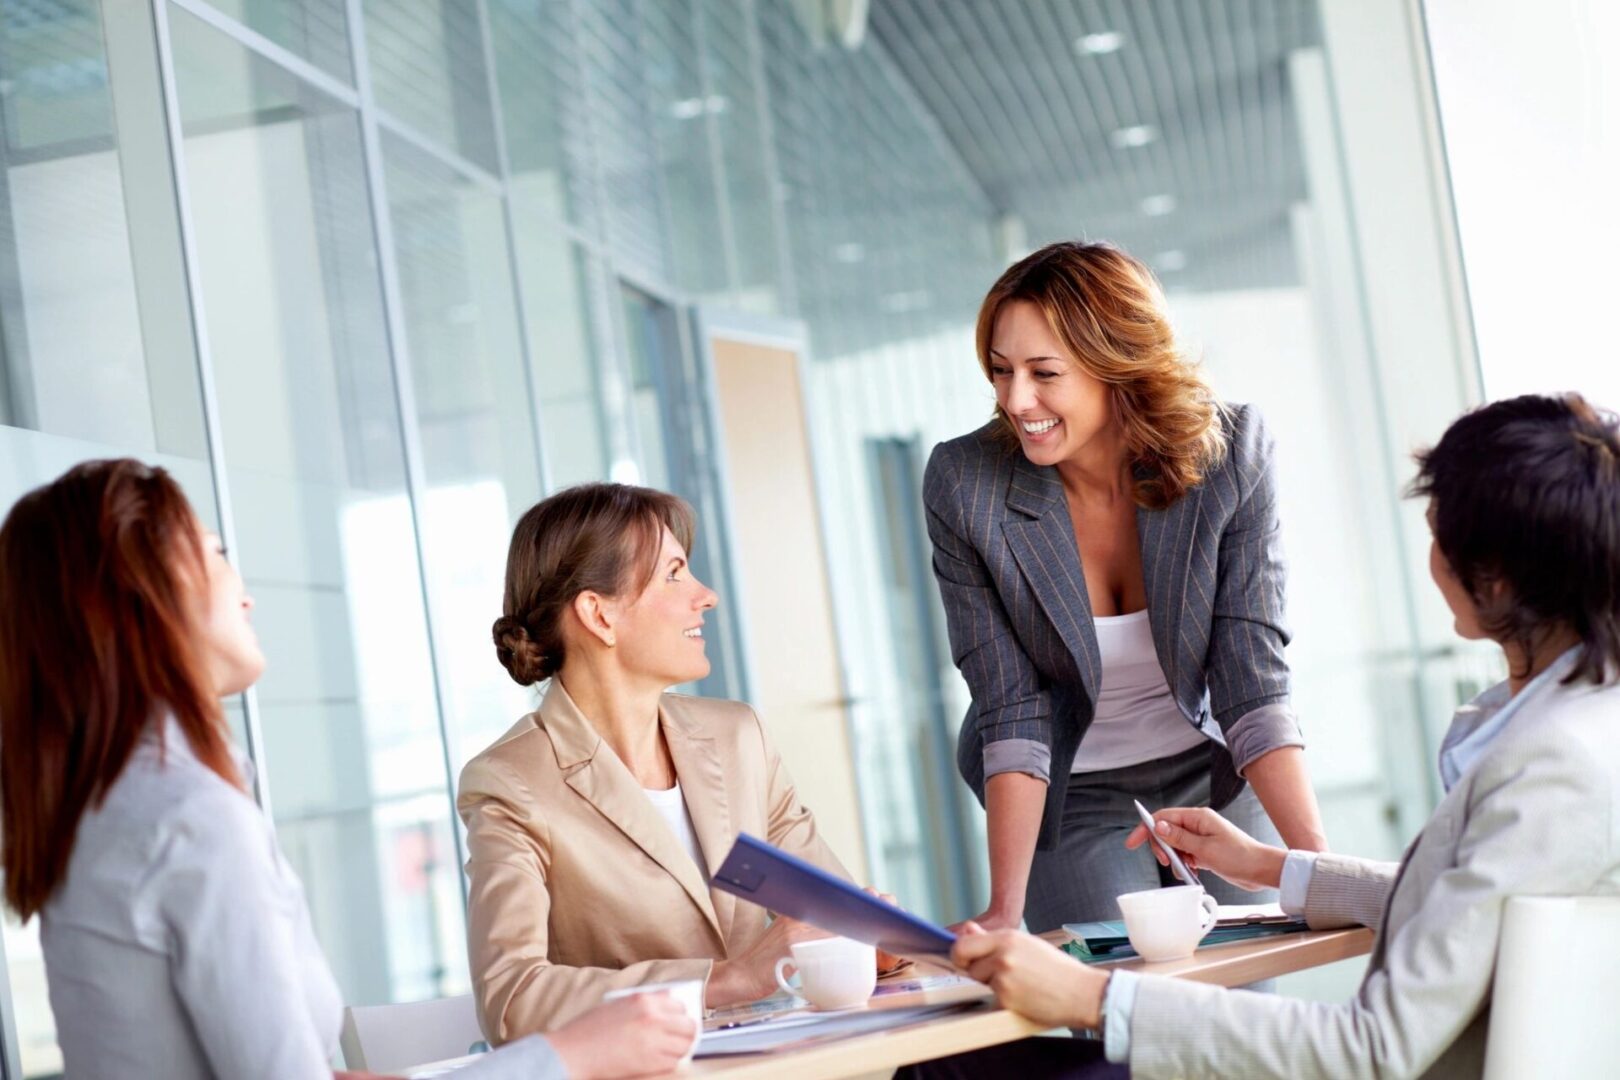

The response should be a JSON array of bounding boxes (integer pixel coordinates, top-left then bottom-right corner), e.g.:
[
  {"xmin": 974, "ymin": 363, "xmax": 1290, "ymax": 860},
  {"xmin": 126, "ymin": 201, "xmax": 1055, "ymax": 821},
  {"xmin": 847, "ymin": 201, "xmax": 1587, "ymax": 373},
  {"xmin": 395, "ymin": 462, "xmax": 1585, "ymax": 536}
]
[
  {"xmin": 0, "ymin": 459, "xmax": 241, "ymax": 920},
  {"xmin": 976, "ymin": 241, "xmax": 1226, "ymax": 508},
  {"xmin": 493, "ymin": 483, "xmax": 696, "ymax": 686}
]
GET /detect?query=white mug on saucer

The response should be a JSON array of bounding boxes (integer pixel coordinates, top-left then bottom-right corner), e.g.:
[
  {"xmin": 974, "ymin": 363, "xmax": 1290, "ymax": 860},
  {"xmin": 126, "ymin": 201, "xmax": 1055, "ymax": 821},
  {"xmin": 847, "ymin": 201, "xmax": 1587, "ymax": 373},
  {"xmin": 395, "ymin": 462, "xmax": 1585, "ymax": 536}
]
[
  {"xmin": 602, "ymin": 978, "xmax": 704, "ymax": 1065},
  {"xmin": 1116, "ymin": 885, "xmax": 1218, "ymax": 962},
  {"xmin": 774, "ymin": 936, "xmax": 877, "ymax": 1010}
]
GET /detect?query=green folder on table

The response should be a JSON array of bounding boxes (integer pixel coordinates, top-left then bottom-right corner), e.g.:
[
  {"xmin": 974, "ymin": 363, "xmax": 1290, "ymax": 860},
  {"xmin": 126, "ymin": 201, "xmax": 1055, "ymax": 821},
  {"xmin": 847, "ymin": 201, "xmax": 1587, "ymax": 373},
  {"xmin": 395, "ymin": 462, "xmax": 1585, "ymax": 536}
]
[{"xmin": 1061, "ymin": 916, "xmax": 1310, "ymax": 963}]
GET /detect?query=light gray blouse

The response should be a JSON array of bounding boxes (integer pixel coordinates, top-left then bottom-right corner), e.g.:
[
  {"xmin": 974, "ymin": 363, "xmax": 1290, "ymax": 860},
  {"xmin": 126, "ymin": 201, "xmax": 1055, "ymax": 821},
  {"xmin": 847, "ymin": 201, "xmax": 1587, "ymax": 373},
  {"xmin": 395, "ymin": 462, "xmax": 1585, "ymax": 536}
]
[{"xmin": 41, "ymin": 721, "xmax": 563, "ymax": 1079}]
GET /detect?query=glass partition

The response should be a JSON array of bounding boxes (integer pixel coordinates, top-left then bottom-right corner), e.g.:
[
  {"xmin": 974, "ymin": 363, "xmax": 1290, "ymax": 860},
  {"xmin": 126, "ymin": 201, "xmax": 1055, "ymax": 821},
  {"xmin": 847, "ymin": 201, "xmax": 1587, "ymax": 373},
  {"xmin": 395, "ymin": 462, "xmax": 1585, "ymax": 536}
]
[{"xmin": 170, "ymin": 4, "xmax": 463, "ymax": 1005}]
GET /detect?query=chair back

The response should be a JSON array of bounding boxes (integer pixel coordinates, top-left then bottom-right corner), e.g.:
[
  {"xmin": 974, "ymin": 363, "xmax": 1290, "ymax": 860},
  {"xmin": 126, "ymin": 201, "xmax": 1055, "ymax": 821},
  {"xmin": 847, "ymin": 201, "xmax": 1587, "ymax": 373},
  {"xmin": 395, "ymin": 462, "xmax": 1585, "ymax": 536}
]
[
  {"xmin": 340, "ymin": 994, "xmax": 487, "ymax": 1074},
  {"xmin": 1484, "ymin": 896, "xmax": 1620, "ymax": 1078}
]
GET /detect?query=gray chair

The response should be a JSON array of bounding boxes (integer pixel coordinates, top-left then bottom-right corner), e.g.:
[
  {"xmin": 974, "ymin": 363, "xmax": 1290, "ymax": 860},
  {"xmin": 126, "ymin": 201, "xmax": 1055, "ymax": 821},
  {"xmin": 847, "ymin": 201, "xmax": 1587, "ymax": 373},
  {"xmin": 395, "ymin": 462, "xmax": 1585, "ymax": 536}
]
[{"xmin": 1483, "ymin": 896, "xmax": 1620, "ymax": 1077}]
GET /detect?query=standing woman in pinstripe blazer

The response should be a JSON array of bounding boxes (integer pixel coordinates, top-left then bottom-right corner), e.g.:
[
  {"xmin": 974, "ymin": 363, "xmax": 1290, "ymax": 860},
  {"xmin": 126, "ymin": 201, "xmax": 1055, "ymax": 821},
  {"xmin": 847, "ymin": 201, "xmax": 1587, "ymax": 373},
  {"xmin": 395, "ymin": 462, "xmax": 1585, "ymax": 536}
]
[{"xmin": 925, "ymin": 241, "xmax": 1329, "ymax": 932}]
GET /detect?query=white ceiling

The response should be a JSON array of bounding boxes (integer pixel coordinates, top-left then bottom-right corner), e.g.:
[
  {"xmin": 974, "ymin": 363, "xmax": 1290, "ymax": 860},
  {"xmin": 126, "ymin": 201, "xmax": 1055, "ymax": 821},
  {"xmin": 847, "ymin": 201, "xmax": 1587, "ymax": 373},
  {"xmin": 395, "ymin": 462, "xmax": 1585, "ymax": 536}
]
[{"xmin": 869, "ymin": 0, "xmax": 1323, "ymax": 292}]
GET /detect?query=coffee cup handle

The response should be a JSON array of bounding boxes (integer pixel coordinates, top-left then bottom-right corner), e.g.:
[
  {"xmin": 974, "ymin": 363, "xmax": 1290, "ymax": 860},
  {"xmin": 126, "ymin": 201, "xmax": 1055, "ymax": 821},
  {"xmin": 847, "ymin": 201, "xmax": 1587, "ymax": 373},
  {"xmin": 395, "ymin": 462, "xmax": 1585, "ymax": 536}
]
[
  {"xmin": 1198, "ymin": 892, "xmax": 1219, "ymax": 933},
  {"xmin": 774, "ymin": 957, "xmax": 800, "ymax": 998}
]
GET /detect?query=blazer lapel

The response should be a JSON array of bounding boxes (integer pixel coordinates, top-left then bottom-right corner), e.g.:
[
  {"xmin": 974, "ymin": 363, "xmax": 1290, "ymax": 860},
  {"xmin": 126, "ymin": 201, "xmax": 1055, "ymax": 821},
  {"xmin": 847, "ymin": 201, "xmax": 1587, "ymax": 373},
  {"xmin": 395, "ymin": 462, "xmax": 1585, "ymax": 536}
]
[
  {"xmin": 1002, "ymin": 455, "xmax": 1100, "ymax": 702},
  {"xmin": 660, "ymin": 698, "xmax": 738, "ymax": 941},
  {"xmin": 1137, "ymin": 482, "xmax": 1203, "ymax": 698},
  {"xmin": 542, "ymin": 683, "xmax": 725, "ymax": 943}
]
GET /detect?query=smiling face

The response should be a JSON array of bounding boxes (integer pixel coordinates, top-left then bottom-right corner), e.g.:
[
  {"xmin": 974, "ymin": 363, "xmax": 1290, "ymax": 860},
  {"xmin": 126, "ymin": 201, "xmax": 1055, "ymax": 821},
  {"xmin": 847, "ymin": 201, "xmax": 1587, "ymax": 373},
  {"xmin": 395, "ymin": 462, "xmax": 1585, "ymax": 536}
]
[
  {"xmin": 608, "ymin": 526, "xmax": 718, "ymax": 687},
  {"xmin": 988, "ymin": 299, "xmax": 1116, "ymax": 468},
  {"xmin": 192, "ymin": 523, "xmax": 266, "ymax": 697}
]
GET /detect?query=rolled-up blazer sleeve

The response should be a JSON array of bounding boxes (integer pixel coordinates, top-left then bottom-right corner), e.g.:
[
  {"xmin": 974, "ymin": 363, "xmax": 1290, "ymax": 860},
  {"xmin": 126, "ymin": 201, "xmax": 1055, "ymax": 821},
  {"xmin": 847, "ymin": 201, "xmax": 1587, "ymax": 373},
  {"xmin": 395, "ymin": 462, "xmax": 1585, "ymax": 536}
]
[
  {"xmin": 924, "ymin": 442, "xmax": 1054, "ymax": 782},
  {"xmin": 1206, "ymin": 406, "xmax": 1305, "ymax": 773}
]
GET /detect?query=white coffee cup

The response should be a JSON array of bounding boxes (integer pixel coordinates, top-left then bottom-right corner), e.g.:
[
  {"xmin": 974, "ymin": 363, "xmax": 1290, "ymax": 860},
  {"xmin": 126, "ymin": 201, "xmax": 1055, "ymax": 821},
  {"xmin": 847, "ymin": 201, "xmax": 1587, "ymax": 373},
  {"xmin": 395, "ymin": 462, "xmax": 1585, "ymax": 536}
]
[
  {"xmin": 773, "ymin": 936, "xmax": 877, "ymax": 1011},
  {"xmin": 1116, "ymin": 885, "xmax": 1218, "ymax": 962},
  {"xmin": 602, "ymin": 978, "xmax": 704, "ymax": 1065}
]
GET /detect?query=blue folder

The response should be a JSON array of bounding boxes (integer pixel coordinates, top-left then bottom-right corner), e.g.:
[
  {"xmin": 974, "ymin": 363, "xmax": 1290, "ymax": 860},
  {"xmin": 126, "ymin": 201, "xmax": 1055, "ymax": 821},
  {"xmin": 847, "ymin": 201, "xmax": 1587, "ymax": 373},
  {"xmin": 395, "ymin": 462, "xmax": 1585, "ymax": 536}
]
[{"xmin": 712, "ymin": 833, "xmax": 958, "ymax": 963}]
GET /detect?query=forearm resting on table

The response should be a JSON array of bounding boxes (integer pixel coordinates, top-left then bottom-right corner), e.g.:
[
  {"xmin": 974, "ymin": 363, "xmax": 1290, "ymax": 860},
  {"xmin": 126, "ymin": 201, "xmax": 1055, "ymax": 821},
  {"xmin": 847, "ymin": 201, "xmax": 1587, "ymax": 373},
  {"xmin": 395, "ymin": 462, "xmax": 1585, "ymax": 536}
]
[
  {"xmin": 1243, "ymin": 745, "xmax": 1329, "ymax": 853},
  {"xmin": 982, "ymin": 770, "xmax": 1048, "ymax": 920}
]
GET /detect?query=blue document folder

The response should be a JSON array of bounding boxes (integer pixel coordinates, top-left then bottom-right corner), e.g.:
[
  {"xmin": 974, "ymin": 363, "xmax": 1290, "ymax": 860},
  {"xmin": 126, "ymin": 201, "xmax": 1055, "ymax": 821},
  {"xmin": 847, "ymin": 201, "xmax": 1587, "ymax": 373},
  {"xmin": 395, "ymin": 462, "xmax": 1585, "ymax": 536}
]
[{"xmin": 712, "ymin": 833, "xmax": 958, "ymax": 962}]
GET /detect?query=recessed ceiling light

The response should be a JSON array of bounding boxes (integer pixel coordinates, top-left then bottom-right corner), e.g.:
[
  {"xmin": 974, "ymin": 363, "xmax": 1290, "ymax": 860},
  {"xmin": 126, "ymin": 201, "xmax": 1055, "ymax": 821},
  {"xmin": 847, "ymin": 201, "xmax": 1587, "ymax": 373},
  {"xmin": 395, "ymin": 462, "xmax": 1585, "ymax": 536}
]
[
  {"xmin": 1153, "ymin": 250, "xmax": 1189, "ymax": 272},
  {"xmin": 1140, "ymin": 194, "xmax": 1177, "ymax": 216},
  {"xmin": 880, "ymin": 289, "xmax": 932, "ymax": 314},
  {"xmin": 1075, "ymin": 31, "xmax": 1124, "ymax": 55},
  {"xmin": 1110, "ymin": 124, "xmax": 1157, "ymax": 149},
  {"xmin": 669, "ymin": 95, "xmax": 729, "ymax": 120}
]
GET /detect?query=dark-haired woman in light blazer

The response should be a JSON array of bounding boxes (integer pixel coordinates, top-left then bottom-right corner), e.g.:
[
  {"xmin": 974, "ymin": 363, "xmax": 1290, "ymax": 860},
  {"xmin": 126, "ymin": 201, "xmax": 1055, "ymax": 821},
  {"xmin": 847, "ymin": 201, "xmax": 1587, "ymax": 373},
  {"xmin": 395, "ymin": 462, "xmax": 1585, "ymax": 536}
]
[{"xmin": 926, "ymin": 241, "xmax": 1329, "ymax": 931}]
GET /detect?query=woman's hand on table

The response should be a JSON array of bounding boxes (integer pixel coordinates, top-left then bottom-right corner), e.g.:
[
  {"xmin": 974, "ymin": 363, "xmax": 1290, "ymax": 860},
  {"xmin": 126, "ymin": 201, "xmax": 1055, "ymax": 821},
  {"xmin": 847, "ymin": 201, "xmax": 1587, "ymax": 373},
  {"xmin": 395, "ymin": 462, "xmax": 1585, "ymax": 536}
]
[
  {"xmin": 548, "ymin": 994, "xmax": 698, "ymax": 1080},
  {"xmin": 864, "ymin": 887, "xmax": 912, "ymax": 975},
  {"xmin": 1124, "ymin": 806, "xmax": 1288, "ymax": 893},
  {"xmin": 707, "ymin": 913, "xmax": 831, "ymax": 1007},
  {"xmin": 951, "ymin": 922, "xmax": 1107, "ymax": 1029}
]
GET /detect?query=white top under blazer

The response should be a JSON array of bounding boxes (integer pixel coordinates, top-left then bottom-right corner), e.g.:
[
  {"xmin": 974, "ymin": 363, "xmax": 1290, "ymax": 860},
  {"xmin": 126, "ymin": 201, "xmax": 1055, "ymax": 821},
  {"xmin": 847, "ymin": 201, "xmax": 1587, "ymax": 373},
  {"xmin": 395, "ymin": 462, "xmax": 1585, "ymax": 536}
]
[{"xmin": 1071, "ymin": 610, "xmax": 1208, "ymax": 773}]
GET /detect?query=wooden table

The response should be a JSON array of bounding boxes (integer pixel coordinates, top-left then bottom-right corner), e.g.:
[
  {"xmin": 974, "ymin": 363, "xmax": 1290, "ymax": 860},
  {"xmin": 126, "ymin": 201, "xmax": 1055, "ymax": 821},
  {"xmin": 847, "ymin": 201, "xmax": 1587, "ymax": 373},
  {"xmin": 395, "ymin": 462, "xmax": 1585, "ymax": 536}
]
[{"xmin": 681, "ymin": 927, "xmax": 1374, "ymax": 1080}]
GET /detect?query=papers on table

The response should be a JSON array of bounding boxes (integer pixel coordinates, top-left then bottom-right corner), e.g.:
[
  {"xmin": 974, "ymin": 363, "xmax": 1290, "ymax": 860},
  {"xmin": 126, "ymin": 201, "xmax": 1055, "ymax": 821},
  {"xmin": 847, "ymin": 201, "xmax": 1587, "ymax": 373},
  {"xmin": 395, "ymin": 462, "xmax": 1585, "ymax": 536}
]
[
  {"xmin": 697, "ymin": 1003, "xmax": 977, "ymax": 1056},
  {"xmin": 1214, "ymin": 902, "xmax": 1294, "ymax": 926},
  {"xmin": 698, "ymin": 973, "xmax": 989, "ymax": 1057}
]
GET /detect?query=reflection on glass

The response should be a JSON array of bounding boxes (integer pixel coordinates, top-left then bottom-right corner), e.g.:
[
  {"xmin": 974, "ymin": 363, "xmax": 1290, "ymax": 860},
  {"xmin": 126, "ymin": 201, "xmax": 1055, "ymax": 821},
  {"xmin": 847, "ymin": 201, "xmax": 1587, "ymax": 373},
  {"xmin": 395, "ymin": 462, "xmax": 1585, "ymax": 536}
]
[
  {"xmin": 200, "ymin": 0, "xmax": 354, "ymax": 82},
  {"xmin": 169, "ymin": 7, "xmax": 466, "ymax": 1004},
  {"xmin": 380, "ymin": 132, "xmax": 542, "ymax": 768},
  {"xmin": 515, "ymin": 229, "xmax": 610, "ymax": 490},
  {"xmin": 697, "ymin": 0, "xmax": 780, "ymax": 311},
  {"xmin": 364, "ymin": 0, "xmax": 499, "ymax": 171},
  {"xmin": 487, "ymin": 0, "xmax": 595, "ymax": 230},
  {"xmin": 618, "ymin": 283, "xmax": 677, "ymax": 492}
]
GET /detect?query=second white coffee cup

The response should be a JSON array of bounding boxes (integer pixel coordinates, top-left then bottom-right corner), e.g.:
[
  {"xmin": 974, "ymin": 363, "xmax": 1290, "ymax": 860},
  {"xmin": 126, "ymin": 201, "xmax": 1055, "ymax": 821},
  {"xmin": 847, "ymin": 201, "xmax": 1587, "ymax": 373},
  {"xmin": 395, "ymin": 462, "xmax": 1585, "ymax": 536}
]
[
  {"xmin": 601, "ymin": 978, "xmax": 704, "ymax": 1065},
  {"xmin": 1116, "ymin": 884, "xmax": 1218, "ymax": 962},
  {"xmin": 774, "ymin": 936, "xmax": 877, "ymax": 1010}
]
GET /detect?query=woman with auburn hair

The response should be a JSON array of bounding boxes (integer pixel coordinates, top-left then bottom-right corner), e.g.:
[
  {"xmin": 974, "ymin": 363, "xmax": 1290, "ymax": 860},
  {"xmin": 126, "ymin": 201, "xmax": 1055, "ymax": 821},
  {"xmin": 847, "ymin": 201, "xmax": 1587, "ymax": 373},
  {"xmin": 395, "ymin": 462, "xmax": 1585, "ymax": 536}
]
[
  {"xmin": 459, "ymin": 482, "xmax": 898, "ymax": 1044},
  {"xmin": 925, "ymin": 241, "xmax": 1328, "ymax": 932},
  {"xmin": 0, "ymin": 460, "xmax": 696, "ymax": 1080},
  {"xmin": 936, "ymin": 393, "xmax": 1620, "ymax": 1077}
]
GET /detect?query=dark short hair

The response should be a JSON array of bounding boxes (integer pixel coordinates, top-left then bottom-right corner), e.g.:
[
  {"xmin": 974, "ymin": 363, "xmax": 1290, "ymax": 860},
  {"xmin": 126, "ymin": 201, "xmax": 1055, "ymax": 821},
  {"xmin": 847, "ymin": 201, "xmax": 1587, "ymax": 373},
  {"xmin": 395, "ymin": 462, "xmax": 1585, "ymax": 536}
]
[
  {"xmin": 492, "ymin": 483, "xmax": 696, "ymax": 686},
  {"xmin": 1410, "ymin": 393, "xmax": 1620, "ymax": 685}
]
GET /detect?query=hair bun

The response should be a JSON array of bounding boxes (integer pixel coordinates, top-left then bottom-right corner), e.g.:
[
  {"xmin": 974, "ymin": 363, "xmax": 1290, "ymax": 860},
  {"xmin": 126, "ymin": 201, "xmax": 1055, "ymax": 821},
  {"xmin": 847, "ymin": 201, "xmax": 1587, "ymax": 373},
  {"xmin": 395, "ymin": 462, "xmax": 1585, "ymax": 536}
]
[{"xmin": 492, "ymin": 615, "xmax": 549, "ymax": 686}]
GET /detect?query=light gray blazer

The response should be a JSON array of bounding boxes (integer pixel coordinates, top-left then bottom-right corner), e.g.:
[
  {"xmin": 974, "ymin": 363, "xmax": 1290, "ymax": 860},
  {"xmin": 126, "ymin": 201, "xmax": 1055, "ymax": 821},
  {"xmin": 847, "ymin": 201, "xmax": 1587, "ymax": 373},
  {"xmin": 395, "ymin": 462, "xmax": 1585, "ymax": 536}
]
[
  {"xmin": 40, "ymin": 721, "xmax": 562, "ymax": 1079},
  {"xmin": 1125, "ymin": 667, "xmax": 1620, "ymax": 1078},
  {"xmin": 923, "ymin": 403, "xmax": 1304, "ymax": 849}
]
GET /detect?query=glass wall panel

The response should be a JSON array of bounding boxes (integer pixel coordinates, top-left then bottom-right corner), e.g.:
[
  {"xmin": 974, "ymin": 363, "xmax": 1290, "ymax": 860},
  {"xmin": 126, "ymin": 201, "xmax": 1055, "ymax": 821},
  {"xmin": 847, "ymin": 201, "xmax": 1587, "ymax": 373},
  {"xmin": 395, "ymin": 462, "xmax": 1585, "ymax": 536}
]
[
  {"xmin": 364, "ymin": 0, "xmax": 499, "ymax": 172},
  {"xmin": 169, "ymin": 5, "xmax": 465, "ymax": 1005},
  {"xmin": 511, "ymin": 222, "xmax": 611, "ymax": 490},
  {"xmin": 0, "ymin": 4, "xmax": 216, "ymax": 1072},
  {"xmin": 380, "ymin": 132, "xmax": 543, "ymax": 769},
  {"xmin": 198, "ymin": 0, "xmax": 354, "ymax": 82},
  {"xmin": 697, "ymin": 0, "xmax": 781, "ymax": 311},
  {"xmin": 574, "ymin": 0, "xmax": 673, "ymax": 282},
  {"xmin": 487, "ymin": 0, "xmax": 598, "ymax": 232}
]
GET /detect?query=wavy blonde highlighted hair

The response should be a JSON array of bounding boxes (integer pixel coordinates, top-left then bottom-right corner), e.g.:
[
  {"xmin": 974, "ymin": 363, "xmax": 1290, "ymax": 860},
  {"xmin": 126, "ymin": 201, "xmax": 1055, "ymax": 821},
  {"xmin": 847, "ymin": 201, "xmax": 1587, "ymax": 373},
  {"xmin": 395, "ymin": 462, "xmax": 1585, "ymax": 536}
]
[{"xmin": 977, "ymin": 241, "xmax": 1226, "ymax": 509}]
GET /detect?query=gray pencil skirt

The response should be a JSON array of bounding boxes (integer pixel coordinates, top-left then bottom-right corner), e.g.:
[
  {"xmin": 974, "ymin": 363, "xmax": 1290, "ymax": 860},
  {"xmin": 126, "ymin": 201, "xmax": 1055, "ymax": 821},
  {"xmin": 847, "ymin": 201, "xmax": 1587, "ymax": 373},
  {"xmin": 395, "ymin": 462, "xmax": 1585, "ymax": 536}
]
[{"xmin": 1022, "ymin": 740, "xmax": 1281, "ymax": 934}]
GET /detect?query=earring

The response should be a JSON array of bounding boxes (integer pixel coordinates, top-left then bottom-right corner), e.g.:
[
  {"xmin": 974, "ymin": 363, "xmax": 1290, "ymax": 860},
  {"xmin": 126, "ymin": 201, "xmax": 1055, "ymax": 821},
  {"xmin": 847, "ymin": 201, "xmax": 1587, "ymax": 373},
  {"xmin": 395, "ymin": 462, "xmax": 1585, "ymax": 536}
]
[{"xmin": 605, "ymin": 635, "xmax": 616, "ymax": 647}]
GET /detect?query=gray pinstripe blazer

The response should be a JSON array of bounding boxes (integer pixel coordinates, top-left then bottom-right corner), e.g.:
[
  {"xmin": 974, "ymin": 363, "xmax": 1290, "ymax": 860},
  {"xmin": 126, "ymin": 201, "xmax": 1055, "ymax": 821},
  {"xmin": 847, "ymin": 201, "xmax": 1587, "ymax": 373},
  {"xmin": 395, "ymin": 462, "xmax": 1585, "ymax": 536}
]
[{"xmin": 923, "ymin": 402, "xmax": 1304, "ymax": 850}]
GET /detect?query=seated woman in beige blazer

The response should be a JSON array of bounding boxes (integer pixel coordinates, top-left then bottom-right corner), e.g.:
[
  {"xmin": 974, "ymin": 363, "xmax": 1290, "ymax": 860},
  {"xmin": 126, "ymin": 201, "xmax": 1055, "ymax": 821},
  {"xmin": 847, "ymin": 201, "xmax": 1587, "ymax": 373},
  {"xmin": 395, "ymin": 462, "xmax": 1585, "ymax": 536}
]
[{"xmin": 460, "ymin": 482, "xmax": 876, "ymax": 1044}]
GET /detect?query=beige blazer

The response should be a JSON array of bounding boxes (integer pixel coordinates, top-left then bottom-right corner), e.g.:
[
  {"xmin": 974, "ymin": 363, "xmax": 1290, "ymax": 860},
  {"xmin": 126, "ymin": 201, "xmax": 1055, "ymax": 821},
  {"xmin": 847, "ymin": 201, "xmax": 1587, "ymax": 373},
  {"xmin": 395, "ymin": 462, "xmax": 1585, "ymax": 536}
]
[
  {"xmin": 457, "ymin": 683, "xmax": 849, "ymax": 1042},
  {"xmin": 1123, "ymin": 667, "xmax": 1620, "ymax": 1079}
]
